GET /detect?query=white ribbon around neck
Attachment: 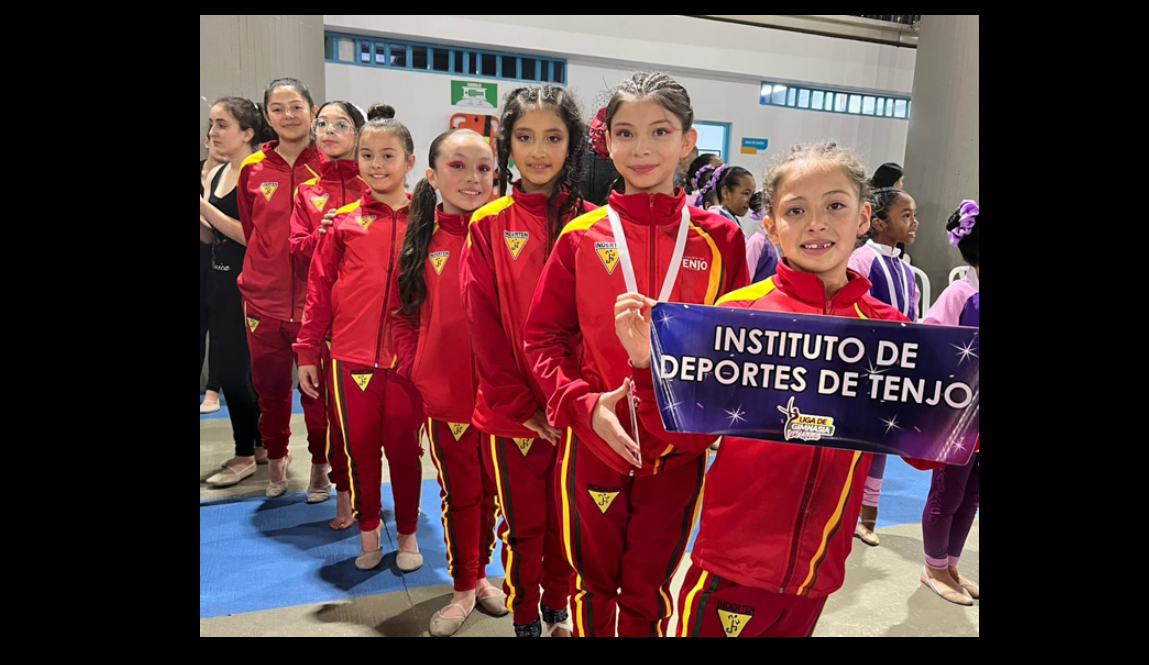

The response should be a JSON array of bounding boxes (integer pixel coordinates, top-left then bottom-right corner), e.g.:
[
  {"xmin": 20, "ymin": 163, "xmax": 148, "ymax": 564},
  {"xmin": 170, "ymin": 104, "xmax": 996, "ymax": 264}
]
[
  {"xmin": 605, "ymin": 203, "xmax": 692, "ymax": 473},
  {"xmin": 605, "ymin": 204, "xmax": 692, "ymax": 303}
]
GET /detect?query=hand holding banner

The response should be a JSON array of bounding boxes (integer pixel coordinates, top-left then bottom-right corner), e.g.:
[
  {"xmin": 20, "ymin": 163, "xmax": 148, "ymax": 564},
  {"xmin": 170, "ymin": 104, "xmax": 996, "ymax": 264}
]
[{"xmin": 649, "ymin": 303, "xmax": 979, "ymax": 465}]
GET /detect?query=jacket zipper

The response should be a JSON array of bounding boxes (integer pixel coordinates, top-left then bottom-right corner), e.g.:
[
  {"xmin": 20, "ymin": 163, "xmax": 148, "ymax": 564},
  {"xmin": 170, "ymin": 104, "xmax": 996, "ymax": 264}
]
[
  {"xmin": 374, "ymin": 209, "xmax": 399, "ymax": 368},
  {"xmin": 289, "ymin": 167, "xmax": 297, "ymax": 322},
  {"xmin": 780, "ymin": 447, "xmax": 823, "ymax": 593}
]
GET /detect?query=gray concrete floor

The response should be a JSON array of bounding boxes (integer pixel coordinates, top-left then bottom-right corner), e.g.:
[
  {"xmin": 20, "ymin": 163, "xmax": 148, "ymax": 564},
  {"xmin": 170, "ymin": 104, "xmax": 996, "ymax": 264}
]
[{"xmin": 201, "ymin": 413, "xmax": 978, "ymax": 637}]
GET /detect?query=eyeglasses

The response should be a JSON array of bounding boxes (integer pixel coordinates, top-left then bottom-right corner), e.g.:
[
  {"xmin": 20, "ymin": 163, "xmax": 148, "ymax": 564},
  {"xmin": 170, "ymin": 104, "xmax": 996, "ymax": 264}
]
[{"xmin": 315, "ymin": 119, "xmax": 354, "ymax": 135}]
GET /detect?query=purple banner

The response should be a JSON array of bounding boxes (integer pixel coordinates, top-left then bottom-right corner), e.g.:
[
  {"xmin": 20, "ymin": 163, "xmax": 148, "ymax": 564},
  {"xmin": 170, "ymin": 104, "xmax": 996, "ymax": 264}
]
[{"xmin": 649, "ymin": 303, "xmax": 979, "ymax": 464}]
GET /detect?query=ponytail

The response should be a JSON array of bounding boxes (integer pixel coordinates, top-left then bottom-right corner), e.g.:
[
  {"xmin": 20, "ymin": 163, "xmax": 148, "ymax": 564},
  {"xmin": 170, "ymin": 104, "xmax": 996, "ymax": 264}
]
[{"xmin": 396, "ymin": 178, "xmax": 439, "ymax": 317}]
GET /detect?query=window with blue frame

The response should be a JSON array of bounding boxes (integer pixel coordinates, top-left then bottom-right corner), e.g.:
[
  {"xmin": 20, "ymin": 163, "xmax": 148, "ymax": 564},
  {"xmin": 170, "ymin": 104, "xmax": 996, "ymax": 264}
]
[
  {"xmin": 326, "ymin": 33, "xmax": 567, "ymax": 86},
  {"xmin": 760, "ymin": 82, "xmax": 911, "ymax": 120},
  {"xmin": 694, "ymin": 122, "xmax": 730, "ymax": 162}
]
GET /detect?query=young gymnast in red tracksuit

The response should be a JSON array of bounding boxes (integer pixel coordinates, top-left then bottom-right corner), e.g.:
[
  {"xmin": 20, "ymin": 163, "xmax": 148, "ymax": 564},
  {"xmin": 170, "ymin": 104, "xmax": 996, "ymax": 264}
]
[
  {"xmin": 236, "ymin": 78, "xmax": 326, "ymax": 498},
  {"xmin": 288, "ymin": 100, "xmax": 371, "ymax": 523},
  {"xmin": 391, "ymin": 128, "xmax": 505, "ymax": 637},
  {"xmin": 294, "ymin": 117, "xmax": 424, "ymax": 572},
  {"xmin": 523, "ymin": 72, "xmax": 749, "ymax": 637},
  {"xmin": 461, "ymin": 85, "xmax": 595, "ymax": 638},
  {"xmin": 615, "ymin": 142, "xmax": 908, "ymax": 637}
]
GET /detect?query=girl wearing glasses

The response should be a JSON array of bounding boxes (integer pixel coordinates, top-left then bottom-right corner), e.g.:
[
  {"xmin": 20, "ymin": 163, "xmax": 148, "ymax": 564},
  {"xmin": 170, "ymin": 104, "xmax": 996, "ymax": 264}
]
[{"xmin": 287, "ymin": 102, "xmax": 383, "ymax": 524}]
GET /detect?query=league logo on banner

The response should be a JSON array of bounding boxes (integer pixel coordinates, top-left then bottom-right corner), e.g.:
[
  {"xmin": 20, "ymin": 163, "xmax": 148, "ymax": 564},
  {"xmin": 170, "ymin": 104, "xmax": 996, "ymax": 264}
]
[{"xmin": 649, "ymin": 303, "xmax": 978, "ymax": 464}]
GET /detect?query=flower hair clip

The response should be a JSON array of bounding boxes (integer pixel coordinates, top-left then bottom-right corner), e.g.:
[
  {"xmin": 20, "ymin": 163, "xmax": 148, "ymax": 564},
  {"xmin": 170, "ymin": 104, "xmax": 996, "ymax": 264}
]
[{"xmin": 948, "ymin": 200, "xmax": 979, "ymax": 247}]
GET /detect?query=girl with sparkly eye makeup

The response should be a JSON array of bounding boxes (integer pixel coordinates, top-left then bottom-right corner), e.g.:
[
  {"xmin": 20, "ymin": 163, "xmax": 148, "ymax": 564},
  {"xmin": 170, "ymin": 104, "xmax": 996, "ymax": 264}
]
[{"xmin": 389, "ymin": 129, "xmax": 504, "ymax": 637}]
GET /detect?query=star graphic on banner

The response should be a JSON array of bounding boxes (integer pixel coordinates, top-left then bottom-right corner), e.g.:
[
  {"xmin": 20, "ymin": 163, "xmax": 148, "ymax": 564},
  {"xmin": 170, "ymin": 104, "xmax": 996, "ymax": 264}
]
[
  {"xmin": 952, "ymin": 338, "xmax": 979, "ymax": 364},
  {"xmin": 940, "ymin": 435, "xmax": 973, "ymax": 461},
  {"xmin": 656, "ymin": 310, "xmax": 676, "ymax": 327},
  {"xmin": 725, "ymin": 405, "xmax": 747, "ymax": 426},
  {"xmin": 662, "ymin": 399, "xmax": 682, "ymax": 413},
  {"xmin": 881, "ymin": 415, "xmax": 903, "ymax": 435},
  {"xmin": 866, "ymin": 360, "xmax": 889, "ymax": 379}
]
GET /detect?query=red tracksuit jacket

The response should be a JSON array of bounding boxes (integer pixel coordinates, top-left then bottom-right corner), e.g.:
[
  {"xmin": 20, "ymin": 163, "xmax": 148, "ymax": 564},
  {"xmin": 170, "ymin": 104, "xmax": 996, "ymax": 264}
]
[
  {"xmin": 392, "ymin": 207, "xmax": 476, "ymax": 423},
  {"xmin": 462, "ymin": 187, "xmax": 595, "ymax": 438},
  {"xmin": 293, "ymin": 193, "xmax": 411, "ymax": 370},
  {"xmin": 524, "ymin": 189, "xmax": 749, "ymax": 476},
  {"xmin": 632, "ymin": 261, "xmax": 906, "ymax": 598},
  {"xmin": 289, "ymin": 158, "xmax": 366, "ymax": 263},
  {"xmin": 236, "ymin": 141, "xmax": 323, "ymax": 322}
]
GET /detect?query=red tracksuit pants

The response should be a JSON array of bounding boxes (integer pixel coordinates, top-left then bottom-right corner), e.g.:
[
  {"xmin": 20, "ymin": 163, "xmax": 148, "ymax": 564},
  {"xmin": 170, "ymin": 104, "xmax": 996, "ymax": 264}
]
[
  {"xmin": 330, "ymin": 360, "xmax": 423, "ymax": 534},
  {"xmin": 484, "ymin": 433, "xmax": 573, "ymax": 626},
  {"xmin": 320, "ymin": 343, "xmax": 349, "ymax": 492},
  {"xmin": 677, "ymin": 563, "xmax": 827, "ymax": 637},
  {"xmin": 426, "ymin": 419, "xmax": 499, "ymax": 592},
  {"xmin": 243, "ymin": 308, "xmax": 326, "ymax": 462},
  {"xmin": 558, "ymin": 433, "xmax": 706, "ymax": 637}
]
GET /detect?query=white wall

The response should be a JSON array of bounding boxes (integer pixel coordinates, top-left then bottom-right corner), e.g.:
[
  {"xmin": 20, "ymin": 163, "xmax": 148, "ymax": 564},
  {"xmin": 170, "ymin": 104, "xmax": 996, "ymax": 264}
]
[
  {"xmin": 324, "ymin": 63, "xmax": 483, "ymax": 180},
  {"xmin": 568, "ymin": 61, "xmax": 908, "ymax": 179},
  {"xmin": 200, "ymin": 15, "xmax": 325, "ymax": 159},
  {"xmin": 323, "ymin": 15, "xmax": 915, "ymax": 94},
  {"xmin": 323, "ymin": 15, "xmax": 913, "ymax": 183}
]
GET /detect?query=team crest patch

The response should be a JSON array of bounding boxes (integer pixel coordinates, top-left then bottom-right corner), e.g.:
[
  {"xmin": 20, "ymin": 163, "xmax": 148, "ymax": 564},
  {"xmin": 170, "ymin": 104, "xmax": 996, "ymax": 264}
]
[
  {"xmin": 310, "ymin": 193, "xmax": 330, "ymax": 211},
  {"xmin": 717, "ymin": 602, "xmax": 755, "ymax": 637},
  {"xmin": 513, "ymin": 438, "xmax": 534, "ymax": 457},
  {"xmin": 504, "ymin": 231, "xmax": 529, "ymax": 260},
  {"xmin": 351, "ymin": 372, "xmax": 373, "ymax": 392},
  {"xmin": 430, "ymin": 251, "xmax": 450, "ymax": 275},
  {"xmin": 246, "ymin": 316, "xmax": 260, "ymax": 333},
  {"xmin": 357, "ymin": 215, "xmax": 377, "ymax": 230},
  {"xmin": 587, "ymin": 484, "xmax": 621, "ymax": 515},
  {"xmin": 260, "ymin": 182, "xmax": 279, "ymax": 202},
  {"xmin": 595, "ymin": 242, "xmax": 619, "ymax": 275},
  {"xmin": 449, "ymin": 423, "xmax": 469, "ymax": 441}
]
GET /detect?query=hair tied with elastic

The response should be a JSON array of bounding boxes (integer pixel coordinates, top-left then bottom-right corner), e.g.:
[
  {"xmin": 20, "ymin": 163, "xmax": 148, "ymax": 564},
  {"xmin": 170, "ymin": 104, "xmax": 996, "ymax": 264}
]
[
  {"xmin": 691, "ymin": 164, "xmax": 717, "ymax": 190},
  {"xmin": 949, "ymin": 200, "xmax": 979, "ymax": 247},
  {"xmin": 698, "ymin": 164, "xmax": 731, "ymax": 197}
]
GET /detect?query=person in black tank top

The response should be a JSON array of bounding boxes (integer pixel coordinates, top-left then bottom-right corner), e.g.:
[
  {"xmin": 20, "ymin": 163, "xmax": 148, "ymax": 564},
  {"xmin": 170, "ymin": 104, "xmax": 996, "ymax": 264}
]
[
  {"xmin": 201, "ymin": 98, "xmax": 265, "ymax": 488},
  {"xmin": 200, "ymin": 148, "xmax": 222, "ymax": 413}
]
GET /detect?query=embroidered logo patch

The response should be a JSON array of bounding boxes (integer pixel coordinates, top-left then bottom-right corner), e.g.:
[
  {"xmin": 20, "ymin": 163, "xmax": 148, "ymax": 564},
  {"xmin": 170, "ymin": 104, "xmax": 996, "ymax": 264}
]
[
  {"xmin": 595, "ymin": 242, "xmax": 619, "ymax": 275},
  {"xmin": 504, "ymin": 232, "xmax": 529, "ymax": 260}
]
